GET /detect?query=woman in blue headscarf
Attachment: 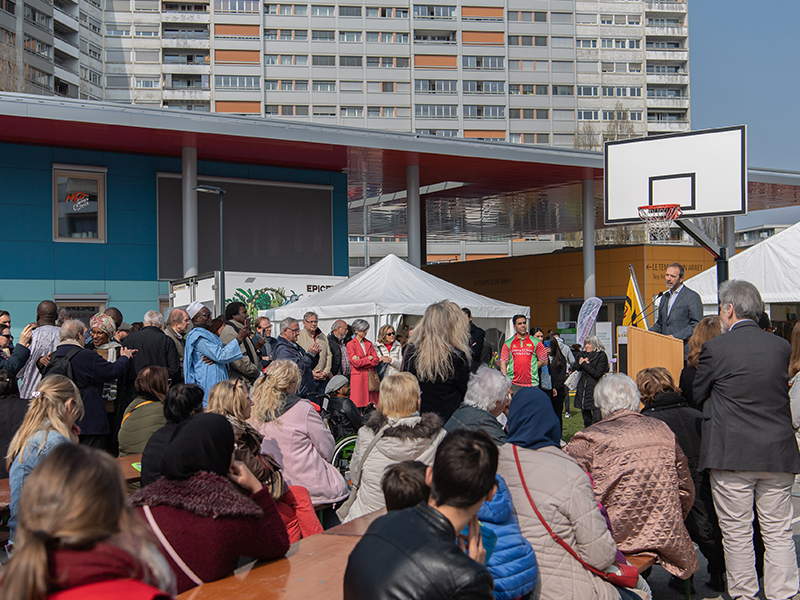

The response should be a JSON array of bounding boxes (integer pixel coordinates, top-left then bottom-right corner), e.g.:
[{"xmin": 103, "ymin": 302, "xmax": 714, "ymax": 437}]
[{"xmin": 497, "ymin": 387, "xmax": 645, "ymax": 600}]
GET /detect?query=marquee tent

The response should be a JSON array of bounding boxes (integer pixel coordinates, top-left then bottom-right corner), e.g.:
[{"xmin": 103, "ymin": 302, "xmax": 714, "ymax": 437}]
[
  {"xmin": 685, "ymin": 221, "xmax": 800, "ymax": 312},
  {"xmin": 262, "ymin": 254, "xmax": 528, "ymax": 347}
]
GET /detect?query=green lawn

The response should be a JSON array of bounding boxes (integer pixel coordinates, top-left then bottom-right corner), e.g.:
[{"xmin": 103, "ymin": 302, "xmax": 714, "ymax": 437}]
[{"xmin": 562, "ymin": 392, "xmax": 584, "ymax": 443}]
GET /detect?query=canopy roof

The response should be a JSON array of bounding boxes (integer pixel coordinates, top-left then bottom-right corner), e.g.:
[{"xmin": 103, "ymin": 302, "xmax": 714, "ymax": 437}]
[
  {"xmin": 686, "ymin": 221, "xmax": 800, "ymax": 305},
  {"xmin": 267, "ymin": 254, "xmax": 529, "ymax": 324}
]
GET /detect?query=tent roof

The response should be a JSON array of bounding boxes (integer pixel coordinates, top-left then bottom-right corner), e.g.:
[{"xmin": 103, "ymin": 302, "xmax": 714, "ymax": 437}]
[
  {"xmin": 268, "ymin": 254, "xmax": 529, "ymax": 321},
  {"xmin": 685, "ymin": 221, "xmax": 800, "ymax": 305}
]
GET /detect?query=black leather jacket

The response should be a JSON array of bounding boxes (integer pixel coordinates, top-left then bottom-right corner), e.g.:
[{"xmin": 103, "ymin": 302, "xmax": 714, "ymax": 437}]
[{"xmin": 344, "ymin": 503, "xmax": 494, "ymax": 600}]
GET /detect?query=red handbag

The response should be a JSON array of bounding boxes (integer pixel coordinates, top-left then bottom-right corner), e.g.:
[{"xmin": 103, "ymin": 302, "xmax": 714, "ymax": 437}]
[{"xmin": 512, "ymin": 445, "xmax": 640, "ymax": 588}]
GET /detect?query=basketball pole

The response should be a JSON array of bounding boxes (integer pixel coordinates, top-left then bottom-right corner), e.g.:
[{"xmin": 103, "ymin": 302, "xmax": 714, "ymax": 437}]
[{"xmin": 673, "ymin": 219, "xmax": 729, "ymax": 285}]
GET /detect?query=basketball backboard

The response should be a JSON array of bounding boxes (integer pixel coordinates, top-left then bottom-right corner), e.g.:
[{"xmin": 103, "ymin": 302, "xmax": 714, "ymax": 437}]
[{"xmin": 604, "ymin": 125, "xmax": 747, "ymax": 224}]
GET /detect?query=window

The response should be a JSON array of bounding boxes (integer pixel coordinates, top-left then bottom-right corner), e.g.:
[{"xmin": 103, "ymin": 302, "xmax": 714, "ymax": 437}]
[
  {"xmin": 463, "ymin": 81, "xmax": 504, "ymax": 94},
  {"xmin": 577, "ymin": 86, "xmax": 597, "ymax": 97},
  {"xmin": 576, "ymin": 13, "xmax": 595, "ymax": 24},
  {"xmin": 552, "ymin": 62, "xmax": 573, "ymax": 73},
  {"xmin": 278, "ymin": 105, "xmax": 309, "ymax": 116},
  {"xmin": 340, "ymin": 31, "xmax": 361, "ymax": 42},
  {"xmin": 366, "ymin": 6, "xmax": 406, "ymax": 18},
  {"xmin": 270, "ymin": 29, "xmax": 306, "ymax": 40},
  {"xmin": 135, "ymin": 49, "xmax": 159, "ymax": 62},
  {"xmin": 313, "ymin": 105, "xmax": 336, "ymax": 116},
  {"xmin": 136, "ymin": 25, "xmax": 159, "ymax": 36},
  {"xmin": 629, "ymin": 86, "xmax": 642, "ymax": 97},
  {"xmin": 265, "ymin": 104, "xmax": 279, "ymax": 115},
  {"xmin": 628, "ymin": 38, "xmax": 640, "ymax": 49},
  {"xmin": 135, "ymin": 78, "xmax": 159, "ymax": 88},
  {"xmin": 217, "ymin": 75, "xmax": 260, "ymax": 88},
  {"xmin": 463, "ymin": 105, "xmax": 504, "ymax": 118},
  {"xmin": 415, "ymin": 104, "xmax": 457, "ymax": 118},
  {"xmin": 277, "ymin": 54, "xmax": 307, "ymax": 65},
  {"xmin": 106, "ymin": 23, "xmax": 131, "ymax": 36},
  {"xmin": 340, "ymin": 55, "xmax": 362, "ymax": 66},
  {"xmin": 0, "ymin": 0, "xmax": 15, "ymax": 15},
  {"xmin": 340, "ymin": 80, "xmax": 363, "ymax": 91},
  {"xmin": 601, "ymin": 62, "xmax": 614, "ymax": 72},
  {"xmin": 367, "ymin": 56, "xmax": 409, "ymax": 68},
  {"xmin": 554, "ymin": 109, "xmax": 574, "ymax": 121},
  {"xmin": 508, "ymin": 36, "xmax": 532, "ymax": 46},
  {"xmin": 553, "ymin": 85, "xmax": 573, "ymax": 96},
  {"xmin": 313, "ymin": 80, "xmax": 336, "ymax": 91},
  {"xmin": 311, "ymin": 5, "xmax": 334, "ymax": 15},
  {"xmin": 53, "ymin": 167, "xmax": 106, "ymax": 242},
  {"xmin": 509, "ymin": 84, "xmax": 547, "ymax": 95},
  {"xmin": 312, "ymin": 30, "xmax": 334, "ymax": 41},
  {"xmin": 23, "ymin": 35, "xmax": 52, "ymax": 59},
  {"xmin": 628, "ymin": 62, "xmax": 641, "ymax": 73},
  {"xmin": 509, "ymin": 109, "xmax": 548, "ymax": 120},
  {"xmin": 552, "ymin": 37, "xmax": 573, "ymax": 48},
  {"xmin": 577, "ymin": 109, "xmax": 598, "ymax": 120},
  {"xmin": 601, "ymin": 38, "xmax": 613, "ymax": 48},
  {"xmin": 340, "ymin": 106, "xmax": 363, "ymax": 117},
  {"xmin": 600, "ymin": 15, "xmax": 613, "ymax": 25},
  {"xmin": 647, "ymin": 64, "xmax": 682, "ymax": 74},
  {"xmin": 312, "ymin": 55, "xmax": 335, "ymax": 66},
  {"xmin": 265, "ymin": 29, "xmax": 278, "ymax": 39},
  {"xmin": 214, "ymin": 0, "xmax": 258, "ymax": 12},
  {"xmin": 415, "ymin": 79, "xmax": 457, "ymax": 93},
  {"xmin": 462, "ymin": 56, "xmax": 503, "ymax": 70},
  {"xmin": 106, "ymin": 75, "xmax": 130, "ymax": 87},
  {"xmin": 266, "ymin": 4, "xmax": 306, "ymax": 14},
  {"xmin": 577, "ymin": 39, "xmax": 596, "ymax": 48},
  {"xmin": 551, "ymin": 12, "xmax": 571, "ymax": 24},
  {"xmin": 339, "ymin": 5, "xmax": 361, "ymax": 16},
  {"xmin": 510, "ymin": 133, "xmax": 548, "ymax": 144},
  {"xmin": 105, "ymin": 49, "xmax": 131, "ymax": 62}
]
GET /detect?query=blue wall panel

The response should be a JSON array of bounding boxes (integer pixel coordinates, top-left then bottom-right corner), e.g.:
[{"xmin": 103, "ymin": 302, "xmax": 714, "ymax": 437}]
[
  {"xmin": 53, "ymin": 243, "xmax": 106, "ymax": 280},
  {"xmin": 105, "ymin": 244, "xmax": 157, "ymax": 281},
  {"xmin": 1, "ymin": 242, "xmax": 55, "ymax": 280},
  {"xmin": 2, "ymin": 204, "xmax": 52, "ymax": 242}
]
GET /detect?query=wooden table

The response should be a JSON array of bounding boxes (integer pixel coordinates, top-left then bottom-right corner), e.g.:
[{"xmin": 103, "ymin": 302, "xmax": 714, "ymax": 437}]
[
  {"xmin": 322, "ymin": 508, "xmax": 385, "ymax": 537},
  {"xmin": 177, "ymin": 530, "xmax": 360, "ymax": 600}
]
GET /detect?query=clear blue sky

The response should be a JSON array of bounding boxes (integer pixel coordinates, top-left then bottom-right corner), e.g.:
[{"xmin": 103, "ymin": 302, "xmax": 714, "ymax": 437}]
[{"xmin": 689, "ymin": 1, "xmax": 800, "ymax": 227}]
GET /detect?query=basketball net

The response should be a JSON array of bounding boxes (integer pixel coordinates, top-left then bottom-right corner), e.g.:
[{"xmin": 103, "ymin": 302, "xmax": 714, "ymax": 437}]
[{"xmin": 638, "ymin": 204, "xmax": 682, "ymax": 243}]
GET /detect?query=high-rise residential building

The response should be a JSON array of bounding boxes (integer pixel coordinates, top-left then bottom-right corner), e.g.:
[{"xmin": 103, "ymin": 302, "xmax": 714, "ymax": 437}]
[{"xmin": 1, "ymin": 0, "xmax": 689, "ymax": 147}]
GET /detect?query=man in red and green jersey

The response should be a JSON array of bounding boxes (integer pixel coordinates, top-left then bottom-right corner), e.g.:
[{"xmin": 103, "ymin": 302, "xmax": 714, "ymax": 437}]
[{"xmin": 498, "ymin": 315, "xmax": 548, "ymax": 392}]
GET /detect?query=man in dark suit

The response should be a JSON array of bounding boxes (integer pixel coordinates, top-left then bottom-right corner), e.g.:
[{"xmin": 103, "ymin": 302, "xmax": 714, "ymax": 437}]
[
  {"xmin": 694, "ymin": 280, "xmax": 800, "ymax": 599},
  {"xmin": 651, "ymin": 262, "xmax": 703, "ymax": 357},
  {"xmin": 462, "ymin": 307, "xmax": 485, "ymax": 371}
]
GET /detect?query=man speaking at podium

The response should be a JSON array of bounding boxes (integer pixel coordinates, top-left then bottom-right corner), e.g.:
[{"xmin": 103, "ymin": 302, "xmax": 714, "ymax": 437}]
[{"xmin": 650, "ymin": 262, "xmax": 703, "ymax": 358}]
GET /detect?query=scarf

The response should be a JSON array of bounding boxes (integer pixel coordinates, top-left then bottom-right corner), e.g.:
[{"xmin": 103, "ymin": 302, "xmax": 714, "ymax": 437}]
[
  {"xmin": 160, "ymin": 413, "xmax": 234, "ymax": 480},
  {"xmin": 506, "ymin": 386, "xmax": 561, "ymax": 450}
]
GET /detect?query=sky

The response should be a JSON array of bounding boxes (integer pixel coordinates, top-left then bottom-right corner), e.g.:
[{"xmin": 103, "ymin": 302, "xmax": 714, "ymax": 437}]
[{"xmin": 688, "ymin": 1, "xmax": 800, "ymax": 228}]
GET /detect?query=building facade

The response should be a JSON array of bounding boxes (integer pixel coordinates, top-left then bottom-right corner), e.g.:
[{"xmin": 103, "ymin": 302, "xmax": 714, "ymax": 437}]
[{"xmin": 1, "ymin": 0, "xmax": 689, "ymax": 146}]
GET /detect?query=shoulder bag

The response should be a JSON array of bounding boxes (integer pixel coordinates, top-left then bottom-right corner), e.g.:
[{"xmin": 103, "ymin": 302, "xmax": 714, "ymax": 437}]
[
  {"xmin": 512, "ymin": 445, "xmax": 639, "ymax": 588},
  {"xmin": 143, "ymin": 505, "xmax": 204, "ymax": 587},
  {"xmin": 336, "ymin": 425, "xmax": 389, "ymax": 520}
]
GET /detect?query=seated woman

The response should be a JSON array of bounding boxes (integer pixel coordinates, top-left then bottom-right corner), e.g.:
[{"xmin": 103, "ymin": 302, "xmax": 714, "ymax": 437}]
[
  {"xmin": 444, "ymin": 365, "xmax": 511, "ymax": 446},
  {"xmin": 339, "ymin": 372, "xmax": 446, "ymax": 523},
  {"xmin": 130, "ymin": 413, "xmax": 290, "ymax": 593},
  {"xmin": 7, "ymin": 375, "xmax": 83, "ymax": 544},
  {"xmin": 207, "ymin": 379, "xmax": 323, "ymax": 542},
  {"xmin": 564, "ymin": 373, "xmax": 699, "ymax": 584},
  {"xmin": 251, "ymin": 360, "xmax": 349, "ymax": 508},
  {"xmin": 0, "ymin": 444, "xmax": 175, "ymax": 600},
  {"xmin": 498, "ymin": 386, "xmax": 648, "ymax": 600},
  {"xmin": 118, "ymin": 365, "xmax": 169, "ymax": 457},
  {"xmin": 140, "ymin": 383, "xmax": 204, "ymax": 487},
  {"xmin": 637, "ymin": 367, "xmax": 725, "ymax": 592}
]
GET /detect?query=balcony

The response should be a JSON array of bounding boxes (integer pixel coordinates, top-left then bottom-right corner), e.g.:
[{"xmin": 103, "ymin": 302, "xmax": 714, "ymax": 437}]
[
  {"xmin": 53, "ymin": 36, "xmax": 79, "ymax": 58},
  {"xmin": 54, "ymin": 6, "xmax": 80, "ymax": 31},
  {"xmin": 162, "ymin": 87, "xmax": 211, "ymax": 100},
  {"xmin": 645, "ymin": 25, "xmax": 688, "ymax": 37},
  {"xmin": 646, "ymin": 73, "xmax": 688, "ymax": 85},
  {"xmin": 161, "ymin": 11, "xmax": 209, "ymax": 22},
  {"xmin": 645, "ymin": 49, "xmax": 688, "ymax": 61},
  {"xmin": 645, "ymin": 2, "xmax": 688, "ymax": 13},
  {"xmin": 161, "ymin": 37, "xmax": 210, "ymax": 49},
  {"xmin": 161, "ymin": 61, "xmax": 211, "ymax": 73},
  {"xmin": 647, "ymin": 119, "xmax": 690, "ymax": 133},
  {"xmin": 646, "ymin": 96, "xmax": 689, "ymax": 109},
  {"xmin": 54, "ymin": 63, "xmax": 80, "ymax": 85}
]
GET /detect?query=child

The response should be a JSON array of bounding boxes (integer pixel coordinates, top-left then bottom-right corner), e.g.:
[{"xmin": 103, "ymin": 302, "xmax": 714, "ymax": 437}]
[{"xmin": 380, "ymin": 460, "xmax": 430, "ymax": 511}]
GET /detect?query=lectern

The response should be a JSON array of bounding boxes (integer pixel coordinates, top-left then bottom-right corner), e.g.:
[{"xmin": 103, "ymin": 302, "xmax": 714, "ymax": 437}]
[{"xmin": 622, "ymin": 326, "xmax": 684, "ymax": 384}]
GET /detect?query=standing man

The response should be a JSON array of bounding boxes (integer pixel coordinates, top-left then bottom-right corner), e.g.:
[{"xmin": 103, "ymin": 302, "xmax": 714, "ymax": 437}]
[
  {"xmin": 327, "ymin": 320, "xmax": 351, "ymax": 379},
  {"xmin": 298, "ymin": 312, "xmax": 331, "ymax": 393},
  {"xmin": 651, "ymin": 262, "xmax": 703, "ymax": 357},
  {"xmin": 122, "ymin": 310, "xmax": 182, "ymax": 405},
  {"xmin": 164, "ymin": 308, "xmax": 190, "ymax": 366},
  {"xmin": 18, "ymin": 301, "xmax": 61, "ymax": 398},
  {"xmin": 499, "ymin": 315, "xmax": 548, "ymax": 393},
  {"xmin": 694, "ymin": 280, "xmax": 800, "ymax": 599},
  {"xmin": 274, "ymin": 317, "xmax": 320, "ymax": 397},
  {"xmin": 253, "ymin": 317, "xmax": 277, "ymax": 367},
  {"xmin": 462, "ymin": 308, "xmax": 485, "ymax": 370},
  {"xmin": 219, "ymin": 302, "xmax": 260, "ymax": 384},
  {"xmin": 183, "ymin": 301, "xmax": 244, "ymax": 405}
]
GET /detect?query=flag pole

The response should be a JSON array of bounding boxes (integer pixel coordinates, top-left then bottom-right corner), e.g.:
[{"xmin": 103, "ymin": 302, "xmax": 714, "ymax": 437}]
[{"xmin": 628, "ymin": 264, "xmax": 649, "ymax": 330}]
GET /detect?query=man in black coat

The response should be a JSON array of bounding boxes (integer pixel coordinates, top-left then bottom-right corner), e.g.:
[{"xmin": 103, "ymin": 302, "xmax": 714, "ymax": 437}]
[
  {"xmin": 122, "ymin": 310, "xmax": 182, "ymax": 406},
  {"xmin": 344, "ymin": 430, "xmax": 496, "ymax": 600},
  {"xmin": 462, "ymin": 308, "xmax": 485, "ymax": 372},
  {"xmin": 694, "ymin": 280, "xmax": 800, "ymax": 599},
  {"xmin": 327, "ymin": 320, "xmax": 350, "ymax": 378}
]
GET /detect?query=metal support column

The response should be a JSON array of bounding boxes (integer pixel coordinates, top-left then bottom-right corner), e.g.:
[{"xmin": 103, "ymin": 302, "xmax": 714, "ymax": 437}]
[
  {"xmin": 723, "ymin": 216, "xmax": 736, "ymax": 257},
  {"xmin": 181, "ymin": 147, "xmax": 198, "ymax": 277},
  {"xmin": 407, "ymin": 165, "xmax": 421, "ymax": 267},
  {"xmin": 582, "ymin": 179, "xmax": 596, "ymax": 299}
]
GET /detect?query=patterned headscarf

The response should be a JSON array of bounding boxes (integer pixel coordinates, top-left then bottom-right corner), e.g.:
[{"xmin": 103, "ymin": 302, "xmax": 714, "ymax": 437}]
[{"xmin": 90, "ymin": 313, "xmax": 116, "ymax": 336}]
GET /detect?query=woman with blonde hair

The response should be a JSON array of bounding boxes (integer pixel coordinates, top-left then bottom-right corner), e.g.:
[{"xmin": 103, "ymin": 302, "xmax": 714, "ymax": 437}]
[
  {"xmin": 375, "ymin": 324, "xmax": 403, "ymax": 378},
  {"xmin": 401, "ymin": 301, "xmax": 471, "ymax": 422},
  {"xmin": 251, "ymin": 361, "xmax": 349, "ymax": 509},
  {"xmin": 338, "ymin": 372, "xmax": 445, "ymax": 523},
  {"xmin": 679, "ymin": 316, "xmax": 722, "ymax": 407},
  {"xmin": 7, "ymin": 375, "xmax": 83, "ymax": 544},
  {"xmin": 207, "ymin": 379, "xmax": 322, "ymax": 542},
  {"xmin": 0, "ymin": 443, "xmax": 175, "ymax": 600}
]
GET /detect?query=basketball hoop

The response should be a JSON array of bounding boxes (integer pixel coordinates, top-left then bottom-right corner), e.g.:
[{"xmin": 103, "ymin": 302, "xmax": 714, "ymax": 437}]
[{"xmin": 638, "ymin": 204, "xmax": 682, "ymax": 242}]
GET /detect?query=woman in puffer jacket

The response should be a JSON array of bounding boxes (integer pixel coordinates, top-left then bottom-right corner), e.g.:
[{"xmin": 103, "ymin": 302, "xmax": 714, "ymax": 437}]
[
  {"xmin": 477, "ymin": 474, "xmax": 538, "ymax": 600},
  {"xmin": 339, "ymin": 372, "xmax": 446, "ymax": 523}
]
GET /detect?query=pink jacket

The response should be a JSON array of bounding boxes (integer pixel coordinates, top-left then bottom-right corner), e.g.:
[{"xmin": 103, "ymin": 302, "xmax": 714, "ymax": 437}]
[{"xmin": 255, "ymin": 398, "xmax": 349, "ymax": 506}]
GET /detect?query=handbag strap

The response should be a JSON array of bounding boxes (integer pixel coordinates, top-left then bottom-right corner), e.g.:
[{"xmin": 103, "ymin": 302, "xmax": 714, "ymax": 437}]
[
  {"xmin": 351, "ymin": 426, "xmax": 389, "ymax": 488},
  {"xmin": 512, "ymin": 444, "xmax": 610, "ymax": 580},
  {"xmin": 142, "ymin": 505, "xmax": 205, "ymax": 587},
  {"xmin": 121, "ymin": 400, "xmax": 155, "ymax": 426}
]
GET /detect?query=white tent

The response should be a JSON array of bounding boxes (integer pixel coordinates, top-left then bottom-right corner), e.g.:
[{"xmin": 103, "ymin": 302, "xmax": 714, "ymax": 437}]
[
  {"xmin": 686, "ymin": 221, "xmax": 800, "ymax": 313},
  {"xmin": 262, "ymin": 254, "xmax": 528, "ymax": 346}
]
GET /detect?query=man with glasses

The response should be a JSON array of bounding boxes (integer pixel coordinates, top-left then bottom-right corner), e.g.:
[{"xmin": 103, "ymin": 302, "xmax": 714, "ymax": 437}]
[
  {"xmin": 183, "ymin": 301, "xmax": 244, "ymax": 406},
  {"xmin": 298, "ymin": 312, "xmax": 332, "ymax": 394},
  {"xmin": 0, "ymin": 322, "xmax": 34, "ymax": 377},
  {"xmin": 274, "ymin": 316, "xmax": 320, "ymax": 397},
  {"xmin": 253, "ymin": 317, "xmax": 277, "ymax": 368}
]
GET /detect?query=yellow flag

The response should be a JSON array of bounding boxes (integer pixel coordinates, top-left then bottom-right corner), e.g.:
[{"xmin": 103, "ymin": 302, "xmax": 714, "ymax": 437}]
[{"xmin": 622, "ymin": 276, "xmax": 645, "ymax": 328}]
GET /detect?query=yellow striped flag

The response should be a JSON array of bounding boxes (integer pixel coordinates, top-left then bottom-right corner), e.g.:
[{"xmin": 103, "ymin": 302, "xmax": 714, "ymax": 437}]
[{"xmin": 622, "ymin": 274, "xmax": 646, "ymax": 329}]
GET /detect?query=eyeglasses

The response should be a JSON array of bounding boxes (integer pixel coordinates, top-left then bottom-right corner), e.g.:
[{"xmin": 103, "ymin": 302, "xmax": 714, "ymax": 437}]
[
  {"xmin": 386, "ymin": 332, "xmax": 395, "ymax": 336},
  {"xmin": 289, "ymin": 328, "xmax": 300, "ymax": 333},
  {"xmin": 305, "ymin": 320, "xmax": 318, "ymax": 324},
  {"xmin": 0, "ymin": 333, "xmax": 11, "ymax": 340}
]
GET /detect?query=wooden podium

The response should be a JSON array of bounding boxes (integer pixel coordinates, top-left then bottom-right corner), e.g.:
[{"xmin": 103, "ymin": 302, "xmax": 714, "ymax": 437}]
[{"xmin": 625, "ymin": 326, "xmax": 684, "ymax": 384}]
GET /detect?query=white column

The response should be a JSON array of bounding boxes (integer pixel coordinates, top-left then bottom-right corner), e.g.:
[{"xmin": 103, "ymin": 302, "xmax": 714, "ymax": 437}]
[
  {"xmin": 407, "ymin": 165, "xmax": 421, "ymax": 267},
  {"xmin": 582, "ymin": 179, "xmax": 596, "ymax": 299},
  {"xmin": 182, "ymin": 147, "xmax": 198, "ymax": 277}
]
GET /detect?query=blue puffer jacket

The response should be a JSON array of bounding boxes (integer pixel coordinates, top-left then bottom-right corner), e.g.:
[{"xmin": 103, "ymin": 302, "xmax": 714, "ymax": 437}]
[{"xmin": 479, "ymin": 474, "xmax": 539, "ymax": 600}]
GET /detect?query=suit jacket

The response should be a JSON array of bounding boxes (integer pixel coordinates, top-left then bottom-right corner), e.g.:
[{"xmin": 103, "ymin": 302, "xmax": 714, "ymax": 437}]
[
  {"xmin": 694, "ymin": 319, "xmax": 800, "ymax": 473},
  {"xmin": 651, "ymin": 284, "xmax": 703, "ymax": 355},
  {"xmin": 122, "ymin": 326, "xmax": 182, "ymax": 405}
]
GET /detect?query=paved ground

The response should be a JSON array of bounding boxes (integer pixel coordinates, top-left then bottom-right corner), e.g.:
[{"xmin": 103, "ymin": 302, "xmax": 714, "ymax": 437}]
[{"xmin": 645, "ymin": 488, "xmax": 800, "ymax": 600}]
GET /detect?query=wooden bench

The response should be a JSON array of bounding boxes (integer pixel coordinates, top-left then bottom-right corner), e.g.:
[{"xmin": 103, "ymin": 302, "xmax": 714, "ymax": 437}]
[{"xmin": 624, "ymin": 553, "xmax": 656, "ymax": 574}]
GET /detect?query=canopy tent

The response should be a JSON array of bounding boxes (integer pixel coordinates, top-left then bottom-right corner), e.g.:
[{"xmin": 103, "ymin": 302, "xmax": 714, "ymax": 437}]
[
  {"xmin": 685, "ymin": 221, "xmax": 800, "ymax": 312},
  {"xmin": 262, "ymin": 254, "xmax": 529, "ymax": 349}
]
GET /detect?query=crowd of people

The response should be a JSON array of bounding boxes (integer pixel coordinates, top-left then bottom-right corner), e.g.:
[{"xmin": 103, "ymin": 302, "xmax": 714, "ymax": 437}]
[{"xmin": 0, "ymin": 267, "xmax": 798, "ymax": 600}]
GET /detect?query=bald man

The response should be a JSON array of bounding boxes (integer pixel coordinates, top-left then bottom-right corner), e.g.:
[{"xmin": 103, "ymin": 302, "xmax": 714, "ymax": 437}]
[{"xmin": 18, "ymin": 301, "xmax": 61, "ymax": 399}]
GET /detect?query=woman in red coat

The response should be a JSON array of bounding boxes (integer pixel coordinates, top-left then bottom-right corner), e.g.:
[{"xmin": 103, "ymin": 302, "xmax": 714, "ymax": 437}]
[{"xmin": 346, "ymin": 319, "xmax": 388, "ymax": 408}]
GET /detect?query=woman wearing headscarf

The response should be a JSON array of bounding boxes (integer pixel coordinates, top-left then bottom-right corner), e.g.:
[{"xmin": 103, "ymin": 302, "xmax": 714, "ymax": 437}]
[
  {"xmin": 497, "ymin": 387, "xmax": 648, "ymax": 600},
  {"xmin": 130, "ymin": 413, "xmax": 290, "ymax": 593},
  {"xmin": 89, "ymin": 312, "xmax": 124, "ymax": 439}
]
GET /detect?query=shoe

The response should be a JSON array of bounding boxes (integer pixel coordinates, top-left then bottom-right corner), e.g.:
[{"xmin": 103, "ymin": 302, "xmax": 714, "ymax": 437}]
[
  {"xmin": 564, "ymin": 412, "xmax": 571, "ymax": 418},
  {"xmin": 706, "ymin": 573, "xmax": 726, "ymax": 592},
  {"xmin": 667, "ymin": 574, "xmax": 695, "ymax": 594}
]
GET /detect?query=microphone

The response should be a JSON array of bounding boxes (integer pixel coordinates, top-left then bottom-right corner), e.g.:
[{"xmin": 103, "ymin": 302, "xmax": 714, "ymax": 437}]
[{"xmin": 631, "ymin": 291, "xmax": 664, "ymax": 328}]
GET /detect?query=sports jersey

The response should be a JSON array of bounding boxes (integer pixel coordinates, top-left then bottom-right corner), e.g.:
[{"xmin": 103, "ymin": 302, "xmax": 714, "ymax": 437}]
[{"xmin": 500, "ymin": 335, "xmax": 547, "ymax": 387}]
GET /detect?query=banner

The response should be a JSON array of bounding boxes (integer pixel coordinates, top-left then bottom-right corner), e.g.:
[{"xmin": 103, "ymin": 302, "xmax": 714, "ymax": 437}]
[
  {"xmin": 576, "ymin": 297, "xmax": 603, "ymax": 345},
  {"xmin": 622, "ymin": 276, "xmax": 646, "ymax": 329}
]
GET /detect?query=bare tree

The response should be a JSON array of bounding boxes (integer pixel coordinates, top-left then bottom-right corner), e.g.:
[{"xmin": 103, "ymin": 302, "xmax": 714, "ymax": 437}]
[
  {"xmin": 604, "ymin": 101, "xmax": 636, "ymax": 143},
  {"xmin": 0, "ymin": 36, "xmax": 22, "ymax": 92},
  {"xmin": 574, "ymin": 121, "xmax": 601, "ymax": 151}
]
